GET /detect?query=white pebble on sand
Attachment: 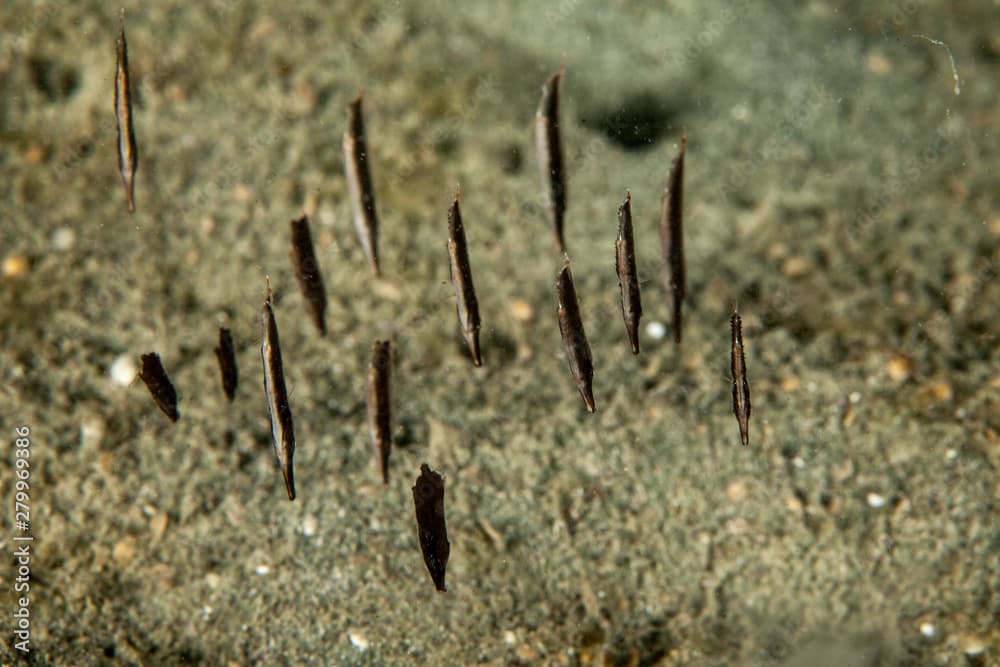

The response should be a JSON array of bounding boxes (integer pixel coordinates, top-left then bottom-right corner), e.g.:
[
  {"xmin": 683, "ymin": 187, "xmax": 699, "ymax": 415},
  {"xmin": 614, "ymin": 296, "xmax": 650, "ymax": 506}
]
[
  {"xmin": 254, "ymin": 564, "xmax": 270, "ymax": 576},
  {"xmin": 646, "ymin": 321, "xmax": 666, "ymax": 340},
  {"xmin": 80, "ymin": 416, "xmax": 107, "ymax": 449},
  {"xmin": 51, "ymin": 227, "xmax": 76, "ymax": 250},
  {"xmin": 348, "ymin": 631, "xmax": 370, "ymax": 651},
  {"xmin": 866, "ymin": 492, "xmax": 886, "ymax": 508},
  {"xmin": 301, "ymin": 514, "xmax": 317, "ymax": 537},
  {"xmin": 963, "ymin": 638, "xmax": 985, "ymax": 657},
  {"xmin": 109, "ymin": 355, "xmax": 137, "ymax": 387},
  {"xmin": 919, "ymin": 622, "xmax": 935, "ymax": 638}
]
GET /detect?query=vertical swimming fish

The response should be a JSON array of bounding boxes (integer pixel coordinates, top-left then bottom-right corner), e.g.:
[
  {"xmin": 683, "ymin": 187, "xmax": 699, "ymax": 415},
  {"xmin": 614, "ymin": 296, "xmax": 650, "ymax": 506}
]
[
  {"xmin": 556, "ymin": 256, "xmax": 596, "ymax": 413},
  {"xmin": 447, "ymin": 187, "xmax": 482, "ymax": 366},
  {"xmin": 412, "ymin": 463, "xmax": 450, "ymax": 592},
  {"xmin": 114, "ymin": 10, "xmax": 138, "ymax": 213},
  {"xmin": 261, "ymin": 285, "xmax": 296, "ymax": 500},
  {"xmin": 368, "ymin": 340, "xmax": 393, "ymax": 484},
  {"xmin": 730, "ymin": 310, "xmax": 751, "ymax": 447},
  {"xmin": 615, "ymin": 191, "xmax": 642, "ymax": 354},
  {"xmin": 344, "ymin": 93, "xmax": 381, "ymax": 277},
  {"xmin": 535, "ymin": 65, "xmax": 567, "ymax": 254},
  {"xmin": 289, "ymin": 215, "xmax": 328, "ymax": 335},
  {"xmin": 138, "ymin": 352, "xmax": 179, "ymax": 422},
  {"xmin": 214, "ymin": 327, "xmax": 238, "ymax": 402},
  {"xmin": 659, "ymin": 129, "xmax": 686, "ymax": 344}
]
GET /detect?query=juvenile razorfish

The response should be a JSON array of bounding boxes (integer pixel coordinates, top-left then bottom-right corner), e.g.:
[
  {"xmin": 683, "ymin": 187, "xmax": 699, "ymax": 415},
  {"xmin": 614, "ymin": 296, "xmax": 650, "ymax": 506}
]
[
  {"xmin": 557, "ymin": 256, "xmax": 596, "ymax": 413},
  {"xmin": 615, "ymin": 191, "xmax": 642, "ymax": 354},
  {"xmin": 730, "ymin": 310, "xmax": 751, "ymax": 447},
  {"xmin": 344, "ymin": 93, "xmax": 382, "ymax": 277},
  {"xmin": 535, "ymin": 65, "xmax": 568, "ymax": 254},
  {"xmin": 138, "ymin": 352, "xmax": 178, "ymax": 422},
  {"xmin": 261, "ymin": 284, "xmax": 296, "ymax": 500},
  {"xmin": 659, "ymin": 129, "xmax": 687, "ymax": 344},
  {"xmin": 114, "ymin": 10, "xmax": 138, "ymax": 213},
  {"xmin": 447, "ymin": 187, "xmax": 482, "ymax": 366},
  {"xmin": 289, "ymin": 216, "xmax": 328, "ymax": 335},
  {"xmin": 214, "ymin": 327, "xmax": 238, "ymax": 402},
  {"xmin": 368, "ymin": 340, "xmax": 393, "ymax": 484},
  {"xmin": 412, "ymin": 463, "xmax": 450, "ymax": 592}
]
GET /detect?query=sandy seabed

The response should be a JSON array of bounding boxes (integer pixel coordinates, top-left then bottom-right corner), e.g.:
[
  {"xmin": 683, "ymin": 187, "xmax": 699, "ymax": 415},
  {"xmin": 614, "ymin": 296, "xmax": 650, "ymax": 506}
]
[{"xmin": 1, "ymin": 1, "xmax": 998, "ymax": 665}]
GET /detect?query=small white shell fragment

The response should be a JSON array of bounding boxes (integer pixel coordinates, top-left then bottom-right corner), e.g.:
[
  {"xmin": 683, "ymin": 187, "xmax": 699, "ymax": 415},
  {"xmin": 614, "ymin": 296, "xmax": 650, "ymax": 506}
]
[
  {"xmin": 348, "ymin": 630, "xmax": 370, "ymax": 651},
  {"xmin": 919, "ymin": 622, "xmax": 935, "ymax": 638},
  {"xmin": 150, "ymin": 512, "xmax": 169, "ymax": 541},
  {"xmin": 849, "ymin": 391, "xmax": 862, "ymax": 404},
  {"xmin": 301, "ymin": 514, "xmax": 317, "ymax": 537},
  {"xmin": 254, "ymin": 564, "xmax": 270, "ymax": 576},
  {"xmin": 503, "ymin": 630, "xmax": 517, "ymax": 645},
  {"xmin": 109, "ymin": 354, "xmax": 137, "ymax": 387},
  {"xmin": 80, "ymin": 416, "xmax": 107, "ymax": 449},
  {"xmin": 946, "ymin": 449, "xmax": 958, "ymax": 462},
  {"xmin": 866, "ymin": 492, "xmax": 887, "ymax": 508},
  {"xmin": 963, "ymin": 636, "xmax": 985, "ymax": 656},
  {"xmin": 645, "ymin": 320, "xmax": 666, "ymax": 340},
  {"xmin": 51, "ymin": 227, "xmax": 76, "ymax": 250}
]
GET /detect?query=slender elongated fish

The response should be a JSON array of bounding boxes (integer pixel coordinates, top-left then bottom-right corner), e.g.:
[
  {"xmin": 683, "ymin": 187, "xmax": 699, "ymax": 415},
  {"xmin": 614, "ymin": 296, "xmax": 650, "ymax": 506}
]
[
  {"xmin": 447, "ymin": 187, "xmax": 482, "ymax": 366},
  {"xmin": 114, "ymin": 10, "xmax": 138, "ymax": 213},
  {"xmin": 261, "ymin": 285, "xmax": 296, "ymax": 500},
  {"xmin": 412, "ymin": 463, "xmax": 450, "ymax": 592},
  {"xmin": 138, "ymin": 352, "xmax": 178, "ymax": 422},
  {"xmin": 557, "ymin": 256, "xmax": 596, "ymax": 412},
  {"xmin": 730, "ymin": 310, "xmax": 751, "ymax": 446},
  {"xmin": 368, "ymin": 340, "xmax": 393, "ymax": 483},
  {"xmin": 344, "ymin": 93, "xmax": 381, "ymax": 277},
  {"xmin": 615, "ymin": 191, "xmax": 642, "ymax": 354},
  {"xmin": 289, "ymin": 215, "xmax": 328, "ymax": 335},
  {"xmin": 535, "ymin": 65, "xmax": 567, "ymax": 254},
  {"xmin": 660, "ymin": 130, "xmax": 686, "ymax": 343},
  {"xmin": 214, "ymin": 327, "xmax": 238, "ymax": 402}
]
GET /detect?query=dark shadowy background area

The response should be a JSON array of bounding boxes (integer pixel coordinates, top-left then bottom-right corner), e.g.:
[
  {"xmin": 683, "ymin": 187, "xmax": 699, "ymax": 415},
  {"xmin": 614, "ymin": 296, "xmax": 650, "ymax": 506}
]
[{"xmin": 1, "ymin": 1, "xmax": 997, "ymax": 664}]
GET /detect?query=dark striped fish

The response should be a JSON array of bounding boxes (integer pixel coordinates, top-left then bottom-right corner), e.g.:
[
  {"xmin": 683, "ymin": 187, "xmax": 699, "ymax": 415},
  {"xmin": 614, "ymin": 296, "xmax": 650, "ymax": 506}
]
[
  {"xmin": 138, "ymin": 352, "xmax": 179, "ymax": 422},
  {"xmin": 730, "ymin": 310, "xmax": 751, "ymax": 446},
  {"xmin": 368, "ymin": 340, "xmax": 393, "ymax": 484},
  {"xmin": 659, "ymin": 130, "xmax": 686, "ymax": 344},
  {"xmin": 615, "ymin": 191, "xmax": 642, "ymax": 354},
  {"xmin": 344, "ymin": 93, "xmax": 381, "ymax": 277},
  {"xmin": 557, "ymin": 256, "xmax": 595, "ymax": 413},
  {"xmin": 535, "ymin": 66, "xmax": 567, "ymax": 254},
  {"xmin": 412, "ymin": 463, "xmax": 450, "ymax": 592},
  {"xmin": 289, "ymin": 216, "xmax": 328, "ymax": 335},
  {"xmin": 447, "ymin": 187, "xmax": 482, "ymax": 366},
  {"xmin": 214, "ymin": 327, "xmax": 238, "ymax": 402},
  {"xmin": 114, "ymin": 10, "xmax": 138, "ymax": 213},
  {"xmin": 261, "ymin": 286, "xmax": 296, "ymax": 500}
]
